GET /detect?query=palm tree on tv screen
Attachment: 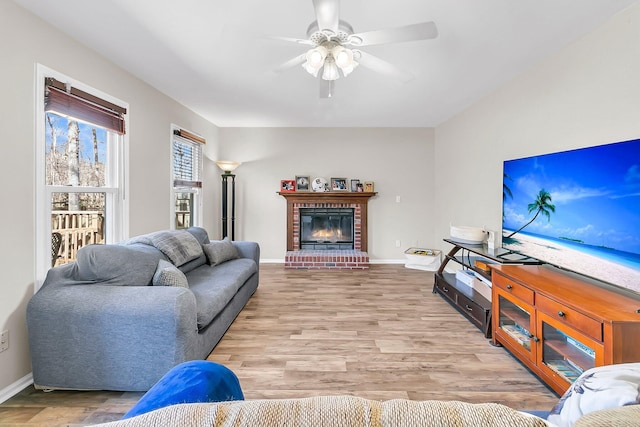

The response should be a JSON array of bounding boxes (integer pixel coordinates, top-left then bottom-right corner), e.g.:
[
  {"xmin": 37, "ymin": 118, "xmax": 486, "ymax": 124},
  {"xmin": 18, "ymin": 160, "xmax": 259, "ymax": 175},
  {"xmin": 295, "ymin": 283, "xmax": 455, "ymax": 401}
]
[
  {"xmin": 506, "ymin": 189, "xmax": 556, "ymax": 238},
  {"xmin": 503, "ymin": 173, "xmax": 513, "ymax": 220}
]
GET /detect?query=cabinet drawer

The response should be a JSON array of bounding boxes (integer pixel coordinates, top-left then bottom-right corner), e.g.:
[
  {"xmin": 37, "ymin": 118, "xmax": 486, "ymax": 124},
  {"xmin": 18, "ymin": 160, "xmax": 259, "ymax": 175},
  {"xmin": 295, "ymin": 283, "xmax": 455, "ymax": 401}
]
[
  {"xmin": 536, "ymin": 294, "xmax": 603, "ymax": 341},
  {"xmin": 457, "ymin": 293, "xmax": 485, "ymax": 328},
  {"xmin": 493, "ymin": 275, "xmax": 534, "ymax": 305},
  {"xmin": 435, "ymin": 277, "xmax": 458, "ymax": 304}
]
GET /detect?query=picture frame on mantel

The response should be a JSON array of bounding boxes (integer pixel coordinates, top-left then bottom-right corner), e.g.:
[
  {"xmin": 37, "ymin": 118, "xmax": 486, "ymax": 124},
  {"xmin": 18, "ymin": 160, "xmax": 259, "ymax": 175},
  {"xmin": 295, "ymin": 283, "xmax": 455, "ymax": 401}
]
[
  {"xmin": 280, "ymin": 179, "xmax": 296, "ymax": 192},
  {"xmin": 295, "ymin": 175, "xmax": 310, "ymax": 191},
  {"xmin": 350, "ymin": 179, "xmax": 360, "ymax": 192},
  {"xmin": 364, "ymin": 181, "xmax": 374, "ymax": 192},
  {"xmin": 331, "ymin": 177, "xmax": 348, "ymax": 191}
]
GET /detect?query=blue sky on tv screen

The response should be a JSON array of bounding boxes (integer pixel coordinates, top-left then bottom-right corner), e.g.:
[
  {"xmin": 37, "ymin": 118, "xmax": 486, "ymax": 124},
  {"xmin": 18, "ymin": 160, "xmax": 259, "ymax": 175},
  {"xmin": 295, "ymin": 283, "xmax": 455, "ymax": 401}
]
[{"xmin": 503, "ymin": 139, "xmax": 640, "ymax": 254}]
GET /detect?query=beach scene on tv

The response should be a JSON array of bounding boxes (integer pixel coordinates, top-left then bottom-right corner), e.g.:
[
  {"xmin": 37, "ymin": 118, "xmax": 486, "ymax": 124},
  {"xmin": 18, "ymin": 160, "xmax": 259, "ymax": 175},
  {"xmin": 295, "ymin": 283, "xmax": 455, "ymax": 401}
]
[{"xmin": 502, "ymin": 139, "xmax": 640, "ymax": 294}]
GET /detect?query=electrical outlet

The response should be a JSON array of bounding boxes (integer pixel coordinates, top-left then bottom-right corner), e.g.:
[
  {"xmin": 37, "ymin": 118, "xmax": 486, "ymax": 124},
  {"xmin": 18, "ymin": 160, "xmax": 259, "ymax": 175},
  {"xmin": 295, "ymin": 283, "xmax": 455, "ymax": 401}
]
[
  {"xmin": 396, "ymin": 196, "xmax": 401, "ymax": 203},
  {"xmin": 395, "ymin": 240, "xmax": 401, "ymax": 248},
  {"xmin": 0, "ymin": 330, "xmax": 8, "ymax": 353}
]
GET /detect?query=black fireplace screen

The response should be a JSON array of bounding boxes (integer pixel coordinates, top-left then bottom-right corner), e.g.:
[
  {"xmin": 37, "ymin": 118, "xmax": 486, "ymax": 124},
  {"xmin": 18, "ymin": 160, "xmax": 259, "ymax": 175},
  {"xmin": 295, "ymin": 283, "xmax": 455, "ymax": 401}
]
[{"xmin": 300, "ymin": 208, "xmax": 354, "ymax": 250}]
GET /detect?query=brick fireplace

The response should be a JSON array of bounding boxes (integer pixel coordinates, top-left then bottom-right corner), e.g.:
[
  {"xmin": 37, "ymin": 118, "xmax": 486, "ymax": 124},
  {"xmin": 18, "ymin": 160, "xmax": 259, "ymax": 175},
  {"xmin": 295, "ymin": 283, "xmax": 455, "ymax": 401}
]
[{"xmin": 279, "ymin": 191, "xmax": 376, "ymax": 269}]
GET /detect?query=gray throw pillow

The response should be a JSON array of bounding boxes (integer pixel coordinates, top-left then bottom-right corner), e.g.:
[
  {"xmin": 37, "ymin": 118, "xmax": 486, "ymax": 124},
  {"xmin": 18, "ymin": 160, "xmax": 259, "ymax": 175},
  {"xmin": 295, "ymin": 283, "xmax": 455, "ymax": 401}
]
[
  {"xmin": 203, "ymin": 238, "xmax": 239, "ymax": 266},
  {"xmin": 152, "ymin": 259, "xmax": 189, "ymax": 288}
]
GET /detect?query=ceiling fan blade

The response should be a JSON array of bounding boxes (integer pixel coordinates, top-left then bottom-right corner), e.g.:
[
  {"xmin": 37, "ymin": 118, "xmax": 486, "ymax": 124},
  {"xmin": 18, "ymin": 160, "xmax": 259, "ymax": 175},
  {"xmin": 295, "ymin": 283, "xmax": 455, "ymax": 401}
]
[
  {"xmin": 319, "ymin": 79, "xmax": 335, "ymax": 98},
  {"xmin": 356, "ymin": 51, "xmax": 414, "ymax": 83},
  {"xmin": 265, "ymin": 35, "xmax": 314, "ymax": 46},
  {"xmin": 348, "ymin": 22, "xmax": 438, "ymax": 47},
  {"xmin": 313, "ymin": 0, "xmax": 340, "ymax": 33},
  {"xmin": 275, "ymin": 54, "xmax": 307, "ymax": 73}
]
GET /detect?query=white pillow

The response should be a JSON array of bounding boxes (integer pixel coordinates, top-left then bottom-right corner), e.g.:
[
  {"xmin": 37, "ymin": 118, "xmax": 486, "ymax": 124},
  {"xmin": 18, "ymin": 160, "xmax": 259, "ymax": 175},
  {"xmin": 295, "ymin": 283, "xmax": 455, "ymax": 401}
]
[
  {"xmin": 152, "ymin": 259, "xmax": 189, "ymax": 288},
  {"xmin": 547, "ymin": 362, "xmax": 640, "ymax": 427}
]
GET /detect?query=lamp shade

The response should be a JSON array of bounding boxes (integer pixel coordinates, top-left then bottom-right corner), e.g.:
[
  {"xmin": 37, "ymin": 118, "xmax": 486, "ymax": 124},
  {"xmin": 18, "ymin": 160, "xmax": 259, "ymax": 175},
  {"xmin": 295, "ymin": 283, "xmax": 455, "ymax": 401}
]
[
  {"xmin": 215, "ymin": 160, "xmax": 241, "ymax": 173},
  {"xmin": 322, "ymin": 59, "xmax": 340, "ymax": 81}
]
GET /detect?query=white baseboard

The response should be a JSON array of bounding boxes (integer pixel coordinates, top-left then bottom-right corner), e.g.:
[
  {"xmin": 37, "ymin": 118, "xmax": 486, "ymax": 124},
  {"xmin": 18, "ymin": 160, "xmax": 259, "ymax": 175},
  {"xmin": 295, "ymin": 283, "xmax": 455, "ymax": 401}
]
[
  {"xmin": 259, "ymin": 259, "xmax": 285, "ymax": 264},
  {"xmin": 369, "ymin": 259, "xmax": 406, "ymax": 264},
  {"xmin": 0, "ymin": 372, "xmax": 33, "ymax": 404}
]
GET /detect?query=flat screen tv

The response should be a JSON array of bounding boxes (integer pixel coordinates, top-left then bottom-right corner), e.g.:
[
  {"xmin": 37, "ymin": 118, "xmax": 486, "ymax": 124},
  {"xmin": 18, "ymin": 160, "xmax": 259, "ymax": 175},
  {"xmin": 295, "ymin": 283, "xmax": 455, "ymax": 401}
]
[{"xmin": 502, "ymin": 138, "xmax": 640, "ymax": 295}]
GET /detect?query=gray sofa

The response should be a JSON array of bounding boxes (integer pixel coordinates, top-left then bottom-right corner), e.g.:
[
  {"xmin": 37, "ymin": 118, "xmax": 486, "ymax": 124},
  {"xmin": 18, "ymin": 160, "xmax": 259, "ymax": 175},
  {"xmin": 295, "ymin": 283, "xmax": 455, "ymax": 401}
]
[{"xmin": 26, "ymin": 227, "xmax": 259, "ymax": 391}]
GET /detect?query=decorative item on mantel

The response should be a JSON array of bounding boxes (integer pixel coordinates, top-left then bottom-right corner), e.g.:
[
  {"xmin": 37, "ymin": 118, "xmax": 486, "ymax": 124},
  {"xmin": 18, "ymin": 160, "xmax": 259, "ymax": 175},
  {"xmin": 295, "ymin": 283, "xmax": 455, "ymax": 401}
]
[
  {"xmin": 215, "ymin": 160, "xmax": 241, "ymax": 240},
  {"xmin": 280, "ymin": 179, "xmax": 296, "ymax": 192},
  {"xmin": 311, "ymin": 177, "xmax": 329, "ymax": 192},
  {"xmin": 331, "ymin": 177, "xmax": 348, "ymax": 191},
  {"xmin": 364, "ymin": 181, "xmax": 374, "ymax": 192},
  {"xmin": 295, "ymin": 176, "xmax": 310, "ymax": 191}
]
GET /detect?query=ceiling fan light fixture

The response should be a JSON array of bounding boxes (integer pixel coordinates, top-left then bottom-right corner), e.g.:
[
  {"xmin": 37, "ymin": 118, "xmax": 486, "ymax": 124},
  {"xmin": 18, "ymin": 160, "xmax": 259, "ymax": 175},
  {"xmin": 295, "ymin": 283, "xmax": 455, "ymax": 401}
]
[
  {"xmin": 305, "ymin": 46, "xmax": 328, "ymax": 69},
  {"xmin": 321, "ymin": 58, "xmax": 340, "ymax": 81},
  {"xmin": 332, "ymin": 46, "xmax": 354, "ymax": 68},
  {"xmin": 302, "ymin": 61, "xmax": 321, "ymax": 77}
]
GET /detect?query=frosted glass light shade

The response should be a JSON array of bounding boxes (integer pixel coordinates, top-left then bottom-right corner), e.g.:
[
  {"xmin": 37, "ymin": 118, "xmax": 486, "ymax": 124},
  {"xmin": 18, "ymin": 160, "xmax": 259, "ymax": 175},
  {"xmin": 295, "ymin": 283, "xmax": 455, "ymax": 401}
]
[
  {"xmin": 215, "ymin": 160, "xmax": 241, "ymax": 173},
  {"xmin": 333, "ymin": 46, "xmax": 354, "ymax": 68},
  {"xmin": 322, "ymin": 60, "xmax": 340, "ymax": 81}
]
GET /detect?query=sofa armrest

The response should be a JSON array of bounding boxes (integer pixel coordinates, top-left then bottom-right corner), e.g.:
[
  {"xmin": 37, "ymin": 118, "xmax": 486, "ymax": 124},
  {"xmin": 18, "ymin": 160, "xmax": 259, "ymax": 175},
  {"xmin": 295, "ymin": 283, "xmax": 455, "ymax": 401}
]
[
  {"xmin": 232, "ymin": 241, "xmax": 260, "ymax": 265},
  {"xmin": 27, "ymin": 283, "xmax": 199, "ymax": 391}
]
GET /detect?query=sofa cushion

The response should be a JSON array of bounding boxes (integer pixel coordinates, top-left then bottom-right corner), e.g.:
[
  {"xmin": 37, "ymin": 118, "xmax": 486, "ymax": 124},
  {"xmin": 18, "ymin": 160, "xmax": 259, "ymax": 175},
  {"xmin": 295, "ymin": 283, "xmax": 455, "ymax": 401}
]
[
  {"xmin": 203, "ymin": 238, "xmax": 239, "ymax": 267},
  {"xmin": 76, "ymin": 244, "xmax": 159, "ymax": 286},
  {"xmin": 187, "ymin": 258, "xmax": 257, "ymax": 329},
  {"xmin": 186, "ymin": 227, "xmax": 210, "ymax": 245},
  {"xmin": 178, "ymin": 253, "xmax": 208, "ymax": 275},
  {"xmin": 547, "ymin": 362, "xmax": 640, "ymax": 427},
  {"xmin": 153, "ymin": 260, "xmax": 189, "ymax": 288}
]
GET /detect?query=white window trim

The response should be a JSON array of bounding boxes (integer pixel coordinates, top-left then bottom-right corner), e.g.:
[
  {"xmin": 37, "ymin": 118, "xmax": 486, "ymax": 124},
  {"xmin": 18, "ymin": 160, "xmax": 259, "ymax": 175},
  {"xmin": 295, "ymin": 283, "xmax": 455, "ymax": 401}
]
[
  {"xmin": 34, "ymin": 64, "xmax": 129, "ymax": 291},
  {"xmin": 170, "ymin": 124, "xmax": 203, "ymax": 229}
]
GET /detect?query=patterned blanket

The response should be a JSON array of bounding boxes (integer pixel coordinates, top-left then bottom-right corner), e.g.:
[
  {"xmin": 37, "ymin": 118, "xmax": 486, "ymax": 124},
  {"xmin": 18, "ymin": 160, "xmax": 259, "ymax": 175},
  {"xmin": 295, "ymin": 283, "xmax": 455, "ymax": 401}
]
[{"xmin": 129, "ymin": 230, "xmax": 202, "ymax": 266}]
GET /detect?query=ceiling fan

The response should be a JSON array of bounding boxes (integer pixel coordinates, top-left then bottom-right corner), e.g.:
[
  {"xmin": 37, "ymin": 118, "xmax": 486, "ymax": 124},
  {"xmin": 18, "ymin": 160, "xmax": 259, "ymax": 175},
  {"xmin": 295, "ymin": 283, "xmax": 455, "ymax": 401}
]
[{"xmin": 274, "ymin": 0, "xmax": 438, "ymax": 98}]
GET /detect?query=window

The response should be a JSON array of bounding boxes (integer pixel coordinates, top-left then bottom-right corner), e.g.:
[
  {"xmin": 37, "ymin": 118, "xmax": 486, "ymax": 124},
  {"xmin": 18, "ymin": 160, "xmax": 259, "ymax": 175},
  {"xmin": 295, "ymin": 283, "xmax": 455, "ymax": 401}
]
[
  {"xmin": 36, "ymin": 65, "xmax": 128, "ymax": 287},
  {"xmin": 171, "ymin": 127, "xmax": 204, "ymax": 229}
]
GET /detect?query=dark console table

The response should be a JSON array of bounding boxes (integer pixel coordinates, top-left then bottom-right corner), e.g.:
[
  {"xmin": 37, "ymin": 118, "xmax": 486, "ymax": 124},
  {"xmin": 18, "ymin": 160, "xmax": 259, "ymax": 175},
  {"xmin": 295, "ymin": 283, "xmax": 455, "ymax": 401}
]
[{"xmin": 433, "ymin": 239, "xmax": 539, "ymax": 338}]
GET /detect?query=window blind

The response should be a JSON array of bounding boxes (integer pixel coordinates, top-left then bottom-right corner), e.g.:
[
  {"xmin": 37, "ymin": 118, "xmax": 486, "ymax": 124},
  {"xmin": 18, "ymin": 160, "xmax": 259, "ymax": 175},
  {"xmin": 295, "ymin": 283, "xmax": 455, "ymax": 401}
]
[
  {"xmin": 44, "ymin": 77, "xmax": 126, "ymax": 134},
  {"xmin": 173, "ymin": 134, "xmax": 202, "ymax": 188}
]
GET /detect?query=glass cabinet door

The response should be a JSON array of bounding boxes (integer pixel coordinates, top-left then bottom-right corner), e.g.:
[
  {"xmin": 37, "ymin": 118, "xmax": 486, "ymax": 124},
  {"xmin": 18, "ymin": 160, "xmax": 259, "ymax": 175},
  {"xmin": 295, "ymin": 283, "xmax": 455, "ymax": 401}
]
[
  {"xmin": 538, "ymin": 312, "xmax": 599, "ymax": 385},
  {"xmin": 496, "ymin": 293, "xmax": 536, "ymax": 361}
]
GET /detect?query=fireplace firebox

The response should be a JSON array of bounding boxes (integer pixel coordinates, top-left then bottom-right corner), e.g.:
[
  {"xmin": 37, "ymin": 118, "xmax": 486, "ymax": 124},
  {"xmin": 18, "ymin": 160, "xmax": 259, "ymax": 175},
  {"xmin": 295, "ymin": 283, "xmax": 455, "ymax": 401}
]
[{"xmin": 300, "ymin": 208, "xmax": 354, "ymax": 250}]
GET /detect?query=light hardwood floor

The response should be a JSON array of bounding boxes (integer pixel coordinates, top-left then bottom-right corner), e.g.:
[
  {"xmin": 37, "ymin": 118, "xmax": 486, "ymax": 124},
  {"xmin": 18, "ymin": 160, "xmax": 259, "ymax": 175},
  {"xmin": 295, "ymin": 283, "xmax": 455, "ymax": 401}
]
[{"xmin": 0, "ymin": 265, "xmax": 559, "ymax": 426}]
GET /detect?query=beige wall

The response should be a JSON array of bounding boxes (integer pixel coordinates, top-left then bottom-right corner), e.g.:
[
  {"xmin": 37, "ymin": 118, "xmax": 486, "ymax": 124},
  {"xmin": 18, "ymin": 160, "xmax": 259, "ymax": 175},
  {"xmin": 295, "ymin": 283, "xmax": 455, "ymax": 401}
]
[
  {"xmin": 217, "ymin": 127, "xmax": 436, "ymax": 260},
  {"xmin": 434, "ymin": 2, "xmax": 640, "ymax": 247},
  {"xmin": 0, "ymin": 2, "xmax": 219, "ymax": 396}
]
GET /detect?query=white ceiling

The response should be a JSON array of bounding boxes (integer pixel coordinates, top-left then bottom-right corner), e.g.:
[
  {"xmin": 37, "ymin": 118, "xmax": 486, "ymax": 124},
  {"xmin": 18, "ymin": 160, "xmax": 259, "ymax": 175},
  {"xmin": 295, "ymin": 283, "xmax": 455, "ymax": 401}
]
[{"xmin": 14, "ymin": 0, "xmax": 638, "ymax": 127}]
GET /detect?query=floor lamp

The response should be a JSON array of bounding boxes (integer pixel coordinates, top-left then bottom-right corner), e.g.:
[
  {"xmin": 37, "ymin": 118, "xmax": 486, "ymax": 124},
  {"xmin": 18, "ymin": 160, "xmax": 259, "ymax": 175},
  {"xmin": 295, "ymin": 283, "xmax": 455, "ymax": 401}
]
[{"xmin": 215, "ymin": 161, "xmax": 241, "ymax": 240}]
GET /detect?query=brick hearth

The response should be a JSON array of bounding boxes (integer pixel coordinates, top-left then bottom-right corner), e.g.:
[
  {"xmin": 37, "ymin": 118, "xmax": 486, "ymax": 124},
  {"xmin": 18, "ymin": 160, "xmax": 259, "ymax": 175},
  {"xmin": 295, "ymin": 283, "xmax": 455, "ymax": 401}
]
[
  {"xmin": 284, "ymin": 249, "xmax": 369, "ymax": 269},
  {"xmin": 279, "ymin": 192, "xmax": 376, "ymax": 269}
]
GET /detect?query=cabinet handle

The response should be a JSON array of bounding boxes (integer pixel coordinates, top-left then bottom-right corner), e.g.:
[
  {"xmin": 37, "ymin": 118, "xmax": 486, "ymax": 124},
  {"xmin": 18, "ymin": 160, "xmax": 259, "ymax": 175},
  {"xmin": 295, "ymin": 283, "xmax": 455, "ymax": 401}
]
[
  {"xmin": 465, "ymin": 305, "xmax": 473, "ymax": 312},
  {"xmin": 558, "ymin": 311, "xmax": 565, "ymax": 317},
  {"xmin": 506, "ymin": 284, "xmax": 513, "ymax": 290},
  {"xmin": 442, "ymin": 287, "xmax": 449, "ymax": 293}
]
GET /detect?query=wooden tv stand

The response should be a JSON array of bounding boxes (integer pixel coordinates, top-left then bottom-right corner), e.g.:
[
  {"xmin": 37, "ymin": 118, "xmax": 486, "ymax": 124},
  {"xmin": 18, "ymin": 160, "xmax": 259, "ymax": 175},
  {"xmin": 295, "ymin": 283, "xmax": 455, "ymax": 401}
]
[
  {"xmin": 433, "ymin": 239, "xmax": 539, "ymax": 338},
  {"xmin": 491, "ymin": 264, "xmax": 640, "ymax": 395}
]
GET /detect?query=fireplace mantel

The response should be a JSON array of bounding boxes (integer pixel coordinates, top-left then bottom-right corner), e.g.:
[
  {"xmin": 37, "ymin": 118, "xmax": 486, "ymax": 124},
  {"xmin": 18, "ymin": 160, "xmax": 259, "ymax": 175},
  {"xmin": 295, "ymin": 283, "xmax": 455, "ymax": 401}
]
[{"xmin": 278, "ymin": 191, "xmax": 377, "ymax": 252}]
